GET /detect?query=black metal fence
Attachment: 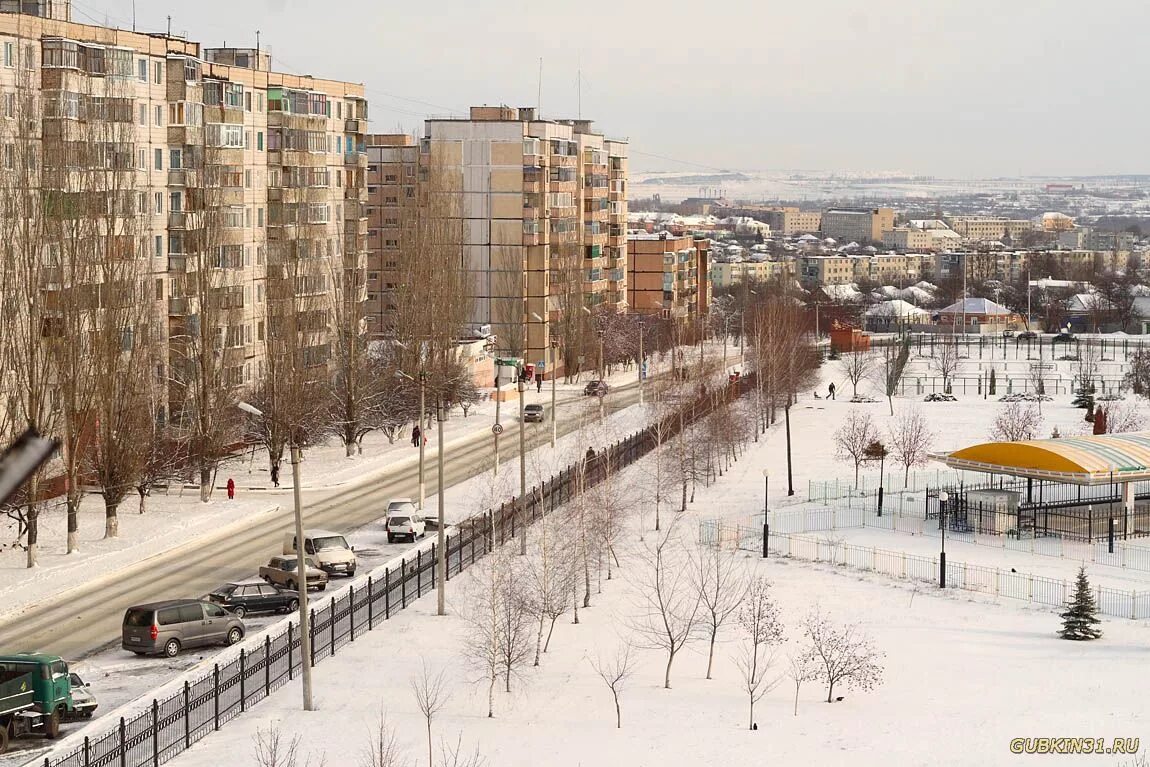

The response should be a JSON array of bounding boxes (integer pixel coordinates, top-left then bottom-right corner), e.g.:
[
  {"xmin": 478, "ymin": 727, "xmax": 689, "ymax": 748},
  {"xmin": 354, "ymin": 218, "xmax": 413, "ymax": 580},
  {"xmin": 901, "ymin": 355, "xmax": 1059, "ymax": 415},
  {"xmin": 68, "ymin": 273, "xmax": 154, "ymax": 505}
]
[{"xmin": 43, "ymin": 371, "xmax": 752, "ymax": 767}]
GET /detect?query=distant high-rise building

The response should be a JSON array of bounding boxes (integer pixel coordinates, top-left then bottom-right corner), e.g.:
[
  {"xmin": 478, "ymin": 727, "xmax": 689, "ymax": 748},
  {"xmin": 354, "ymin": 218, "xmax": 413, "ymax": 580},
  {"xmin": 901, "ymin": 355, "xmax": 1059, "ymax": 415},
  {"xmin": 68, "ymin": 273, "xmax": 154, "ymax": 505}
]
[{"xmin": 822, "ymin": 207, "xmax": 895, "ymax": 243}]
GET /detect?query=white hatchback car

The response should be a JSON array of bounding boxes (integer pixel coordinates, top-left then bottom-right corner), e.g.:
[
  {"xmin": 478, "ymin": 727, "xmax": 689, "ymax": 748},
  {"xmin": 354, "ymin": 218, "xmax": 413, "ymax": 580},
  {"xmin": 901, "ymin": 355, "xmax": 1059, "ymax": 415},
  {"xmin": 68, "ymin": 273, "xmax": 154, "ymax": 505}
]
[{"xmin": 386, "ymin": 501, "xmax": 426, "ymax": 543}]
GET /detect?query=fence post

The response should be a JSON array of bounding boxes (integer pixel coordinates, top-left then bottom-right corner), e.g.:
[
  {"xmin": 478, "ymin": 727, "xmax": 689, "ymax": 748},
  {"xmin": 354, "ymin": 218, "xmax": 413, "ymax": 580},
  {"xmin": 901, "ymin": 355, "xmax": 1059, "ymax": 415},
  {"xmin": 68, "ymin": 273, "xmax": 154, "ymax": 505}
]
[
  {"xmin": 309, "ymin": 609, "xmax": 316, "ymax": 667},
  {"xmin": 152, "ymin": 698, "xmax": 159, "ymax": 766},
  {"xmin": 120, "ymin": 717, "xmax": 127, "ymax": 767},
  {"xmin": 265, "ymin": 635, "xmax": 271, "ymax": 694},
  {"xmin": 287, "ymin": 622, "xmax": 293, "ymax": 680},
  {"xmin": 239, "ymin": 649, "xmax": 246, "ymax": 713},
  {"xmin": 445, "ymin": 535, "xmax": 451, "ymax": 581},
  {"xmin": 401, "ymin": 558, "xmax": 407, "ymax": 608},
  {"xmin": 212, "ymin": 664, "xmax": 219, "ymax": 731},
  {"xmin": 183, "ymin": 680, "xmax": 190, "ymax": 749},
  {"xmin": 84, "ymin": 736, "xmax": 90, "ymax": 767},
  {"xmin": 349, "ymin": 585, "xmax": 356, "ymax": 643},
  {"xmin": 368, "ymin": 576, "xmax": 374, "ymax": 629},
  {"xmin": 417, "ymin": 549, "xmax": 423, "ymax": 595},
  {"xmin": 330, "ymin": 598, "xmax": 336, "ymax": 656}
]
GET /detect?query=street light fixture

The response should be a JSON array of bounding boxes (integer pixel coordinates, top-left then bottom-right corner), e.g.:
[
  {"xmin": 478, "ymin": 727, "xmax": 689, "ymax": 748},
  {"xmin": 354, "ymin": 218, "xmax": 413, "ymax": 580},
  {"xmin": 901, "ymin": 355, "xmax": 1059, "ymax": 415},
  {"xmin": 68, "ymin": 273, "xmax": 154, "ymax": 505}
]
[
  {"xmin": 761, "ymin": 468, "xmax": 770, "ymax": 558},
  {"xmin": 236, "ymin": 401, "xmax": 314, "ymax": 711},
  {"xmin": 938, "ymin": 490, "xmax": 949, "ymax": 589},
  {"xmin": 532, "ymin": 312, "xmax": 559, "ymax": 448}
]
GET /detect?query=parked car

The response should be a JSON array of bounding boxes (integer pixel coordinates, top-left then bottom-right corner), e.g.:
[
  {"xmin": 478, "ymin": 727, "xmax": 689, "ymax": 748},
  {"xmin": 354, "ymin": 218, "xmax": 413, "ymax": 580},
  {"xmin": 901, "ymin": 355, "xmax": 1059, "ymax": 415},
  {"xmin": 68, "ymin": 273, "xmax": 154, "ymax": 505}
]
[
  {"xmin": 1016, "ymin": 331, "xmax": 1038, "ymax": 341},
  {"xmin": 583, "ymin": 380, "xmax": 608, "ymax": 396},
  {"xmin": 389, "ymin": 498, "xmax": 440, "ymax": 530},
  {"xmin": 1001, "ymin": 328, "xmax": 1016, "ymax": 338},
  {"xmin": 1053, "ymin": 332, "xmax": 1074, "ymax": 343},
  {"xmin": 282, "ymin": 529, "xmax": 357, "ymax": 577},
  {"xmin": 523, "ymin": 404, "xmax": 545, "ymax": 422},
  {"xmin": 122, "ymin": 600, "xmax": 245, "ymax": 658},
  {"xmin": 386, "ymin": 510, "xmax": 426, "ymax": 543},
  {"xmin": 209, "ymin": 580, "xmax": 300, "ymax": 618},
  {"xmin": 259, "ymin": 555, "xmax": 328, "ymax": 592},
  {"xmin": 66, "ymin": 673, "xmax": 97, "ymax": 719}
]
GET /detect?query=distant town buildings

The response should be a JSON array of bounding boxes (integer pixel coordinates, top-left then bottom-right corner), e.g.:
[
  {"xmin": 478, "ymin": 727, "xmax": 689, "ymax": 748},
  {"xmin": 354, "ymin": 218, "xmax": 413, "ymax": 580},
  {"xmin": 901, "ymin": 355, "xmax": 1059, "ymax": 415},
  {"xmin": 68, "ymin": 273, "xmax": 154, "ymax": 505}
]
[
  {"xmin": 821, "ymin": 207, "xmax": 895, "ymax": 243},
  {"xmin": 627, "ymin": 234, "xmax": 710, "ymax": 324}
]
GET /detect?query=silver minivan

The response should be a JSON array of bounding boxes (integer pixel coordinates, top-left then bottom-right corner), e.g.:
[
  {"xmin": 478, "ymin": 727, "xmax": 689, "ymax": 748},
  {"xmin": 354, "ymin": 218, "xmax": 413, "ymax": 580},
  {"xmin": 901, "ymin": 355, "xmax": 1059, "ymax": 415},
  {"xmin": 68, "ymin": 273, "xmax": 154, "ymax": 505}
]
[{"xmin": 122, "ymin": 600, "xmax": 245, "ymax": 658}]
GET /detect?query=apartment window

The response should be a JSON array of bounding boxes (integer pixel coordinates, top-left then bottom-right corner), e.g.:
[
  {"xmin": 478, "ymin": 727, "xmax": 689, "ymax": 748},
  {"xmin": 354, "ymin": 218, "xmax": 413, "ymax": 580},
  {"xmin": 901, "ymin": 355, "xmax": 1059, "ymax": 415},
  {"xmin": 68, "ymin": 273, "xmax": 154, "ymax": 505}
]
[
  {"xmin": 3, "ymin": 93, "xmax": 12, "ymax": 119},
  {"xmin": 137, "ymin": 59, "xmax": 147, "ymax": 81},
  {"xmin": 256, "ymin": 131, "xmax": 264, "ymax": 151},
  {"xmin": 336, "ymin": 101, "xmax": 341, "ymax": 119},
  {"xmin": 154, "ymin": 148, "xmax": 162, "ymax": 170},
  {"xmin": 138, "ymin": 103, "xmax": 146, "ymax": 125},
  {"xmin": 257, "ymin": 93, "xmax": 264, "ymax": 112},
  {"xmin": 245, "ymin": 207, "xmax": 251, "ymax": 228},
  {"xmin": 169, "ymin": 149, "xmax": 182, "ymax": 170},
  {"xmin": 138, "ymin": 149, "xmax": 146, "ymax": 170},
  {"xmin": 257, "ymin": 207, "xmax": 264, "ymax": 227},
  {"xmin": 154, "ymin": 105, "xmax": 163, "ymax": 126},
  {"xmin": 244, "ymin": 169, "xmax": 252, "ymax": 188},
  {"xmin": 154, "ymin": 61, "xmax": 163, "ymax": 84},
  {"xmin": 3, "ymin": 42, "xmax": 12, "ymax": 68},
  {"xmin": 245, "ymin": 92, "xmax": 252, "ymax": 112},
  {"xmin": 384, "ymin": 239, "xmax": 398, "ymax": 248},
  {"xmin": 169, "ymin": 192, "xmax": 182, "ymax": 212},
  {"xmin": 224, "ymin": 207, "xmax": 244, "ymax": 228},
  {"xmin": 154, "ymin": 192, "xmax": 162, "ymax": 214},
  {"xmin": 154, "ymin": 235, "xmax": 163, "ymax": 257},
  {"xmin": 245, "ymin": 131, "xmax": 252, "ymax": 149},
  {"xmin": 206, "ymin": 123, "xmax": 244, "ymax": 148}
]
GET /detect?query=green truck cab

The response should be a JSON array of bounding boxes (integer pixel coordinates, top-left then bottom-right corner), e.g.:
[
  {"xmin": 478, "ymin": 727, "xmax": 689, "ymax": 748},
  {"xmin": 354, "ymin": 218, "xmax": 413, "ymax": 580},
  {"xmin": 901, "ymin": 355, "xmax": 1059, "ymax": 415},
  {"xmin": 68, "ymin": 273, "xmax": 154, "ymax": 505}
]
[{"xmin": 0, "ymin": 654, "xmax": 74, "ymax": 753}]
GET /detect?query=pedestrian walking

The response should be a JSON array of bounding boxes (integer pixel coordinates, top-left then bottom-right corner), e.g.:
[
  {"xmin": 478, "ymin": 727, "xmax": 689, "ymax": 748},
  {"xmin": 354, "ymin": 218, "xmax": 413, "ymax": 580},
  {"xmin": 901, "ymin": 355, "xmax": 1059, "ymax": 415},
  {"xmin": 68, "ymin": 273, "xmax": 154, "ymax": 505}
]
[
  {"xmin": 536, "ymin": 373, "xmax": 543, "ymax": 393},
  {"xmin": 412, "ymin": 424, "xmax": 421, "ymax": 448},
  {"xmin": 226, "ymin": 477, "xmax": 236, "ymax": 500},
  {"xmin": 828, "ymin": 382, "xmax": 836, "ymax": 400},
  {"xmin": 270, "ymin": 465, "xmax": 280, "ymax": 488}
]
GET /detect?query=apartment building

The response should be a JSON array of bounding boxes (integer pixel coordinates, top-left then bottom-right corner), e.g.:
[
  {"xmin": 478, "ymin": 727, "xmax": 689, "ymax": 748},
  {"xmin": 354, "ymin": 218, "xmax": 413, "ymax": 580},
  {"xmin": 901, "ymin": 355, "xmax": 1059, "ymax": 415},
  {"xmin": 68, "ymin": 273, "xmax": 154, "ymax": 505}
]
[
  {"xmin": 423, "ymin": 106, "xmax": 627, "ymax": 375},
  {"xmin": 882, "ymin": 226, "xmax": 934, "ymax": 252},
  {"xmin": 0, "ymin": 7, "xmax": 367, "ymax": 417},
  {"xmin": 628, "ymin": 234, "xmax": 710, "ymax": 323},
  {"xmin": 947, "ymin": 216, "xmax": 1033, "ymax": 242},
  {"xmin": 821, "ymin": 208, "xmax": 894, "ymax": 243},
  {"xmin": 710, "ymin": 260, "xmax": 794, "ymax": 290},
  {"xmin": 761, "ymin": 206, "xmax": 822, "ymax": 236},
  {"xmin": 799, "ymin": 254, "xmax": 855, "ymax": 286},
  {"xmin": 853, "ymin": 253, "xmax": 929, "ymax": 285},
  {"xmin": 364, "ymin": 133, "xmax": 419, "ymax": 337}
]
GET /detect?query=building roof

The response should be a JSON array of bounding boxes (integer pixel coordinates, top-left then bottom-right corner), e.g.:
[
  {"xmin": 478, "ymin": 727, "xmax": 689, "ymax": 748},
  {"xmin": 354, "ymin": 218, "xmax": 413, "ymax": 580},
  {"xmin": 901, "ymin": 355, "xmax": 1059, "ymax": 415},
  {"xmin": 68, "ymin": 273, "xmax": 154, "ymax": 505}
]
[
  {"xmin": 937, "ymin": 297, "xmax": 1013, "ymax": 316},
  {"xmin": 936, "ymin": 432, "xmax": 1150, "ymax": 485},
  {"xmin": 864, "ymin": 299, "xmax": 931, "ymax": 318}
]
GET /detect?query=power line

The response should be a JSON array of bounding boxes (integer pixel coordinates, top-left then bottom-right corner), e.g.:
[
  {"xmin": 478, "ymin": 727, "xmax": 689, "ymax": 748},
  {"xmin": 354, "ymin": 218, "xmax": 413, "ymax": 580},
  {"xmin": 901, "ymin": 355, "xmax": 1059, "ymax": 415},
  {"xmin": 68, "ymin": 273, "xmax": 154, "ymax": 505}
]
[{"xmin": 628, "ymin": 148, "xmax": 731, "ymax": 174}]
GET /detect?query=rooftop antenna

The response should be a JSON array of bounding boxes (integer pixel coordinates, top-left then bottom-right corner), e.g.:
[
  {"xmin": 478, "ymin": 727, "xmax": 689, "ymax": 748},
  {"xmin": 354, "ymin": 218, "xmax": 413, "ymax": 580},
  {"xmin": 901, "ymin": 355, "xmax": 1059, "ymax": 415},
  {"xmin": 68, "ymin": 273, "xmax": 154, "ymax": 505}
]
[
  {"xmin": 537, "ymin": 57, "xmax": 543, "ymax": 117},
  {"xmin": 577, "ymin": 69, "xmax": 581, "ymax": 120},
  {"xmin": 131, "ymin": 0, "xmax": 135, "ymax": 31},
  {"xmin": 256, "ymin": 30, "xmax": 261, "ymax": 56},
  {"xmin": 166, "ymin": 15, "xmax": 171, "ymax": 37}
]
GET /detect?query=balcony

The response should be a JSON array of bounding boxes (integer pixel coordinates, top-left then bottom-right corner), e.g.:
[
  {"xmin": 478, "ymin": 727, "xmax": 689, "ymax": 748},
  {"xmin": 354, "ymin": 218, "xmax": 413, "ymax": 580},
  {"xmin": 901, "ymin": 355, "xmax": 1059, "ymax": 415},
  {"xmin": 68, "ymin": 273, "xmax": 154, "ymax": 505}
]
[
  {"xmin": 167, "ymin": 168, "xmax": 195, "ymax": 187},
  {"xmin": 168, "ymin": 211, "xmax": 191, "ymax": 230},
  {"xmin": 168, "ymin": 297, "xmax": 189, "ymax": 316},
  {"xmin": 345, "ymin": 118, "xmax": 363, "ymax": 133},
  {"xmin": 344, "ymin": 152, "xmax": 367, "ymax": 169}
]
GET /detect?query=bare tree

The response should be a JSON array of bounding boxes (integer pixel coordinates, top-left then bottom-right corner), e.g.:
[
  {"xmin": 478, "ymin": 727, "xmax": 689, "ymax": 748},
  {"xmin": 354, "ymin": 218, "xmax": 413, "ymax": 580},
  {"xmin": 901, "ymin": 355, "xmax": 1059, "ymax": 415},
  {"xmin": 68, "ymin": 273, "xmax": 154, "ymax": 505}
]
[
  {"xmin": 834, "ymin": 409, "xmax": 879, "ymax": 487},
  {"xmin": 523, "ymin": 511, "xmax": 573, "ymax": 665},
  {"xmin": 786, "ymin": 650, "xmax": 819, "ymax": 717},
  {"xmin": 930, "ymin": 339, "xmax": 960, "ymax": 394},
  {"xmin": 989, "ymin": 402, "xmax": 1043, "ymax": 442},
  {"xmin": 437, "ymin": 736, "xmax": 486, "ymax": 767},
  {"xmin": 801, "ymin": 608, "xmax": 885, "ymax": 703},
  {"xmin": 887, "ymin": 407, "xmax": 934, "ymax": 486},
  {"xmin": 692, "ymin": 546, "xmax": 750, "ymax": 680},
  {"xmin": 875, "ymin": 337, "xmax": 911, "ymax": 416},
  {"xmin": 1099, "ymin": 400, "xmax": 1146, "ymax": 434},
  {"xmin": 589, "ymin": 642, "xmax": 635, "ymax": 729},
  {"xmin": 461, "ymin": 550, "xmax": 532, "ymax": 717},
  {"xmin": 736, "ymin": 575, "xmax": 785, "ymax": 729},
  {"xmin": 360, "ymin": 709, "xmax": 409, "ymax": 767},
  {"xmin": 253, "ymin": 724, "xmax": 326, "ymax": 767},
  {"xmin": 629, "ymin": 522, "xmax": 702, "ymax": 689},
  {"xmin": 839, "ymin": 351, "xmax": 875, "ymax": 399},
  {"xmin": 411, "ymin": 663, "xmax": 451, "ymax": 767}
]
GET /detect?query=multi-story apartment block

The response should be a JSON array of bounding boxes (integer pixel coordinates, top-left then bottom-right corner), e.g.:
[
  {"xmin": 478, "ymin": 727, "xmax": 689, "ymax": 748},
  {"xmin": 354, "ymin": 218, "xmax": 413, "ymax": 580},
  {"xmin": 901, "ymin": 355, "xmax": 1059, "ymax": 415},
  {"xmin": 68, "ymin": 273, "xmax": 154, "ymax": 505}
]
[
  {"xmin": 628, "ymin": 234, "xmax": 710, "ymax": 323},
  {"xmin": 710, "ymin": 260, "xmax": 794, "ymax": 290},
  {"xmin": 759, "ymin": 206, "xmax": 822, "ymax": 236},
  {"xmin": 0, "ymin": 7, "xmax": 367, "ymax": 418},
  {"xmin": 364, "ymin": 133, "xmax": 419, "ymax": 337},
  {"xmin": 799, "ymin": 254, "xmax": 855, "ymax": 287},
  {"xmin": 882, "ymin": 226, "xmax": 934, "ymax": 252},
  {"xmin": 821, "ymin": 207, "xmax": 894, "ymax": 243},
  {"xmin": 423, "ymin": 106, "xmax": 627, "ymax": 375},
  {"xmin": 947, "ymin": 216, "xmax": 1033, "ymax": 242},
  {"xmin": 852, "ymin": 253, "xmax": 929, "ymax": 285}
]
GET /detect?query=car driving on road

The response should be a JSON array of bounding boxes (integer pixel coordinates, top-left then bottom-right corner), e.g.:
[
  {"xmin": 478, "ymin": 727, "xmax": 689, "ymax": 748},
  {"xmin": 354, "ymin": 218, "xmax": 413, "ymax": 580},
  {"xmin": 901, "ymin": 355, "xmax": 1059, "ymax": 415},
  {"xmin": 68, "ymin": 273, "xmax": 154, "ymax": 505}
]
[
  {"xmin": 386, "ymin": 510, "xmax": 426, "ymax": 543},
  {"xmin": 208, "ymin": 580, "xmax": 300, "ymax": 618},
  {"xmin": 523, "ymin": 403, "xmax": 545, "ymax": 422},
  {"xmin": 259, "ymin": 555, "xmax": 328, "ymax": 592},
  {"xmin": 583, "ymin": 380, "xmax": 608, "ymax": 396},
  {"xmin": 121, "ymin": 600, "xmax": 245, "ymax": 658}
]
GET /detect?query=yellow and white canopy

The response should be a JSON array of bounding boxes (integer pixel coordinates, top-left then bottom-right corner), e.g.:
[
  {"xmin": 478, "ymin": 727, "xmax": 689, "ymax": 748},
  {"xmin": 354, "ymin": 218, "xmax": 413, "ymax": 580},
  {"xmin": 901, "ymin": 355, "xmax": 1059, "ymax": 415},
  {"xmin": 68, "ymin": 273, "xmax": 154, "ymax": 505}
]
[{"xmin": 935, "ymin": 433, "xmax": 1150, "ymax": 485}]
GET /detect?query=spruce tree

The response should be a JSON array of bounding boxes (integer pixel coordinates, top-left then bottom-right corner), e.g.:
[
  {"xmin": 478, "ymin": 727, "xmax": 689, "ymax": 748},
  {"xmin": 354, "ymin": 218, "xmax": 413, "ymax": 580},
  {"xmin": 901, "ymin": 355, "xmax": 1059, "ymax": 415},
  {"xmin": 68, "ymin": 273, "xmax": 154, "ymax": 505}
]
[
  {"xmin": 1059, "ymin": 566, "xmax": 1102, "ymax": 641},
  {"xmin": 1072, "ymin": 384, "xmax": 1095, "ymax": 410}
]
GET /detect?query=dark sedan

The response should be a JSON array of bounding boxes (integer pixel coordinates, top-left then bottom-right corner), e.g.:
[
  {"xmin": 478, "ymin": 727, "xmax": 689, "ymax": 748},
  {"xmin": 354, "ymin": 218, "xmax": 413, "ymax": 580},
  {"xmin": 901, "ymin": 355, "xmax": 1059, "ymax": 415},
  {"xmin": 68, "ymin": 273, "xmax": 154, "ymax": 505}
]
[
  {"xmin": 209, "ymin": 580, "xmax": 300, "ymax": 618},
  {"xmin": 583, "ymin": 380, "xmax": 608, "ymax": 396}
]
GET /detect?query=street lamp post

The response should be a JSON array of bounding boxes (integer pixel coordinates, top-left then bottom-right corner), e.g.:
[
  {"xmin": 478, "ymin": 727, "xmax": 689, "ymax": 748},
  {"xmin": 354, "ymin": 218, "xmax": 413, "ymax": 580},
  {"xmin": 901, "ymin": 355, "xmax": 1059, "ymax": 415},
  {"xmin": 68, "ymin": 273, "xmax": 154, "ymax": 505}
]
[
  {"xmin": 518, "ymin": 373, "xmax": 528, "ymax": 556},
  {"xmin": 597, "ymin": 328, "xmax": 606, "ymax": 422},
  {"xmin": 938, "ymin": 490, "xmax": 949, "ymax": 588},
  {"xmin": 637, "ymin": 317, "xmax": 645, "ymax": 406},
  {"xmin": 532, "ymin": 312, "xmax": 558, "ymax": 449},
  {"xmin": 418, "ymin": 371, "xmax": 427, "ymax": 510},
  {"xmin": 436, "ymin": 397, "xmax": 446, "ymax": 616},
  {"xmin": 762, "ymin": 468, "xmax": 770, "ymax": 558},
  {"xmin": 237, "ymin": 402, "xmax": 313, "ymax": 711}
]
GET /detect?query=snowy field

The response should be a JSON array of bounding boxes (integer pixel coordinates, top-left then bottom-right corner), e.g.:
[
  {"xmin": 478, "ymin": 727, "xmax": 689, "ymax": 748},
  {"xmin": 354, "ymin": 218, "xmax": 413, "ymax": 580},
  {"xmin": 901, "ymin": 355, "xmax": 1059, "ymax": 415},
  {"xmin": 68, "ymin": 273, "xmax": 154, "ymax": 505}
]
[{"xmin": 165, "ymin": 390, "xmax": 1150, "ymax": 767}]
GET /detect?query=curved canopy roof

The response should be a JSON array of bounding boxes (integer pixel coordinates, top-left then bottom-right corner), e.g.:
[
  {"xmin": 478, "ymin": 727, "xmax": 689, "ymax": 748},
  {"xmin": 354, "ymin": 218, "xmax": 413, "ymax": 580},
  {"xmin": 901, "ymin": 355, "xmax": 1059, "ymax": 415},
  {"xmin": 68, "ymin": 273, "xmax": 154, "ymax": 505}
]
[{"xmin": 935, "ymin": 432, "xmax": 1150, "ymax": 485}]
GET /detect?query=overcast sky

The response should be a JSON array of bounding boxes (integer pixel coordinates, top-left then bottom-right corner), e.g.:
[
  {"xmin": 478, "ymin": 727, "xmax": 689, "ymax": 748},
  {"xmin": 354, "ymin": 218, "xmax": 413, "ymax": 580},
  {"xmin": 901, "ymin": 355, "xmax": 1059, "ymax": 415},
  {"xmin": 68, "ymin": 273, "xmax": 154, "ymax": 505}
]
[{"xmin": 92, "ymin": 0, "xmax": 1149, "ymax": 177}]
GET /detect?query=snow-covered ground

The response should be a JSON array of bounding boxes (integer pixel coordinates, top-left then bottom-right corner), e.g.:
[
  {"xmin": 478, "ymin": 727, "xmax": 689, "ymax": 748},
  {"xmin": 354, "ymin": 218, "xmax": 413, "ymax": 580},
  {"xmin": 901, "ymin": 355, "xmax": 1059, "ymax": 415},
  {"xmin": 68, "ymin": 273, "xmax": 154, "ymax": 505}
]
[{"xmin": 161, "ymin": 369, "xmax": 1150, "ymax": 767}]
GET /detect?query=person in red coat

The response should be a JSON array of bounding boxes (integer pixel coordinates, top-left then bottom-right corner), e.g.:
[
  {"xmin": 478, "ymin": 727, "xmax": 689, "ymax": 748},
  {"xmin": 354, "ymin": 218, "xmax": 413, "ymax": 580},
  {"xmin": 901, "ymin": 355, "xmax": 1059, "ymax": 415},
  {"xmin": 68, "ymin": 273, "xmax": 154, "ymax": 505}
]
[{"xmin": 226, "ymin": 477, "xmax": 236, "ymax": 500}]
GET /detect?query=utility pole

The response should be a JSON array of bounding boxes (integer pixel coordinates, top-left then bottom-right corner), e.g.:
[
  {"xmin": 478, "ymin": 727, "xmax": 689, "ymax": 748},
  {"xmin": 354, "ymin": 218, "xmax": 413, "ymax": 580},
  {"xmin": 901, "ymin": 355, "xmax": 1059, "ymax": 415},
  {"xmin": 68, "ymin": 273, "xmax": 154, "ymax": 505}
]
[
  {"xmin": 598, "ymin": 328, "xmax": 606, "ymax": 422},
  {"xmin": 418, "ymin": 371, "xmax": 427, "ymax": 510},
  {"xmin": 637, "ymin": 318, "xmax": 645, "ymax": 406},
  {"xmin": 436, "ymin": 398, "xmax": 446, "ymax": 615},
  {"xmin": 493, "ymin": 370, "xmax": 501, "ymax": 476},
  {"xmin": 550, "ymin": 341, "xmax": 558, "ymax": 447},
  {"xmin": 518, "ymin": 373, "xmax": 528, "ymax": 555},
  {"xmin": 289, "ymin": 443, "xmax": 314, "ymax": 710}
]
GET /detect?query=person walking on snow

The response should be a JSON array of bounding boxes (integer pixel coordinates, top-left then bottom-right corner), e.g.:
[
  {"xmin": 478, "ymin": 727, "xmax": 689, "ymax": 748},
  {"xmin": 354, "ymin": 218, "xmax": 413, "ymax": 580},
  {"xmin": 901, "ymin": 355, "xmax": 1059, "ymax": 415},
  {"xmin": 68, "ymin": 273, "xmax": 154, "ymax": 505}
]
[
  {"xmin": 411, "ymin": 424, "xmax": 421, "ymax": 448},
  {"xmin": 226, "ymin": 477, "xmax": 235, "ymax": 500},
  {"xmin": 828, "ymin": 382, "xmax": 836, "ymax": 400},
  {"xmin": 536, "ymin": 373, "xmax": 543, "ymax": 393},
  {"xmin": 270, "ymin": 464, "xmax": 280, "ymax": 488}
]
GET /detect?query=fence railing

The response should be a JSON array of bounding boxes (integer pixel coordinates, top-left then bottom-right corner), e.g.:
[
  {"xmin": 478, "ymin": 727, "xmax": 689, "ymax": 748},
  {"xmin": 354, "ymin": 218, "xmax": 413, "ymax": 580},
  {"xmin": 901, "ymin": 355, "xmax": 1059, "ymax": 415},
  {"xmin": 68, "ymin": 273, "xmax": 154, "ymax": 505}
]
[
  {"xmin": 41, "ymin": 366, "xmax": 755, "ymax": 767},
  {"xmin": 698, "ymin": 521, "xmax": 1150, "ymax": 620}
]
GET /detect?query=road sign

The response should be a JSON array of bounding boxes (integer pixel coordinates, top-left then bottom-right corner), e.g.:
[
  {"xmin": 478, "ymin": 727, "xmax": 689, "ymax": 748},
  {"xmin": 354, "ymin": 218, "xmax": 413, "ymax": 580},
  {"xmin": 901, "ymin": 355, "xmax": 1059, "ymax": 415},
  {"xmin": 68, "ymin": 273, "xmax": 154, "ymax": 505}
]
[
  {"xmin": 596, "ymin": 388, "xmax": 606, "ymax": 398},
  {"xmin": 491, "ymin": 423, "xmax": 504, "ymax": 436}
]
